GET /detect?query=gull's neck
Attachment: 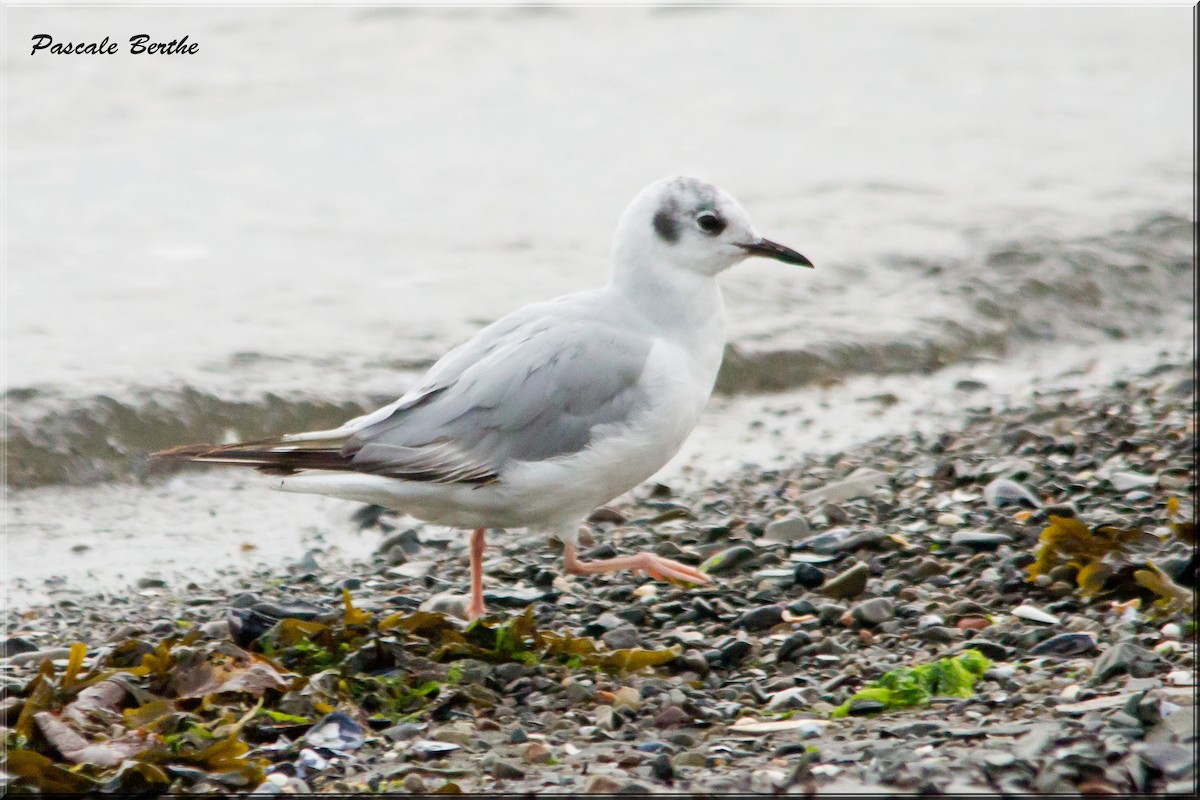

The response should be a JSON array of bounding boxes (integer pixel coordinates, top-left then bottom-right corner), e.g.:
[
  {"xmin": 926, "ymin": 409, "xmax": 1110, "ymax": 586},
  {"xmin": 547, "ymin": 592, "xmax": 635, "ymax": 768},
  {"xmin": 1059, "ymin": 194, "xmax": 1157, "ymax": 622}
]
[{"xmin": 608, "ymin": 258, "xmax": 726, "ymax": 357}]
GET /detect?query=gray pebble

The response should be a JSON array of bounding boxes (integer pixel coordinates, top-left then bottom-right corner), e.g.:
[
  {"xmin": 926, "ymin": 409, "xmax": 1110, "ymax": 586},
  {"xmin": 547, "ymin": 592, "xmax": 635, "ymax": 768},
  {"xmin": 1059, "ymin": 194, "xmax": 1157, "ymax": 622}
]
[
  {"xmin": 851, "ymin": 597, "xmax": 895, "ymax": 626},
  {"xmin": 763, "ymin": 516, "xmax": 811, "ymax": 543},
  {"xmin": 820, "ymin": 562, "xmax": 870, "ymax": 599}
]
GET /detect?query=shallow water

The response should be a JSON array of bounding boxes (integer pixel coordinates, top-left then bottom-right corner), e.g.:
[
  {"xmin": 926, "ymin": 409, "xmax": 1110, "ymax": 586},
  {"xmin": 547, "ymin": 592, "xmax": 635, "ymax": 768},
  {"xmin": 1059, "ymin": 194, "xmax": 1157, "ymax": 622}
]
[{"xmin": 4, "ymin": 6, "xmax": 1195, "ymax": 605}]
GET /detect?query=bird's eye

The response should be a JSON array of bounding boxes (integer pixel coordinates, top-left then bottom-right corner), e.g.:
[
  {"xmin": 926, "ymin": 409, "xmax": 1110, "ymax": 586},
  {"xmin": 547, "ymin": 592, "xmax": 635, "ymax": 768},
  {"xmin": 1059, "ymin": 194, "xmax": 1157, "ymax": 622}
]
[{"xmin": 696, "ymin": 212, "xmax": 725, "ymax": 235}]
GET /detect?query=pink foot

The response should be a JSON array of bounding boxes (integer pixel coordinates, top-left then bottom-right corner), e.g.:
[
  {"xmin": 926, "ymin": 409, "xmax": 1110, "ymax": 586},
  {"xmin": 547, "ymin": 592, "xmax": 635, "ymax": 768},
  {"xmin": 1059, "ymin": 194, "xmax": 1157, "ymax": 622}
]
[{"xmin": 563, "ymin": 541, "xmax": 713, "ymax": 586}]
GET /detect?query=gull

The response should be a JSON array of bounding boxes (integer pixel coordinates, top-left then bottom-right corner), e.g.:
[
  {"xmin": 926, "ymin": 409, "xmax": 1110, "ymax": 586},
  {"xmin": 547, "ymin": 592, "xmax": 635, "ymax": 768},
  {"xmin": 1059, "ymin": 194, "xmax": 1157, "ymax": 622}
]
[{"xmin": 154, "ymin": 176, "xmax": 812, "ymax": 620}]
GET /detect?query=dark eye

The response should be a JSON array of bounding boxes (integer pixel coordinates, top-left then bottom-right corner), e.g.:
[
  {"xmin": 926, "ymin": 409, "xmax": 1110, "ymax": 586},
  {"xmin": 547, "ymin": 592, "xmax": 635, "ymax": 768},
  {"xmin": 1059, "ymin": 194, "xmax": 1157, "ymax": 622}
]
[{"xmin": 696, "ymin": 212, "xmax": 725, "ymax": 235}]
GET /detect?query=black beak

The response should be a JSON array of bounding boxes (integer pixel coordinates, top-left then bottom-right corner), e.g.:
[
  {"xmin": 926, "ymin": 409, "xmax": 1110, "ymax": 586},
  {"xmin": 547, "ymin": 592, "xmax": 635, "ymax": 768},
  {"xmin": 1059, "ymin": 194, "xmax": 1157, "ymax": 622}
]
[{"xmin": 737, "ymin": 238, "xmax": 813, "ymax": 268}]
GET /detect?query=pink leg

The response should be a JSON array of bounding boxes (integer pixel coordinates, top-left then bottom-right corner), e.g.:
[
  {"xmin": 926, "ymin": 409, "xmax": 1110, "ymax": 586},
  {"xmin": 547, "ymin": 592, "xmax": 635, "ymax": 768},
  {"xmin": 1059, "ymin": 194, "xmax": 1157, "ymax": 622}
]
[
  {"xmin": 562, "ymin": 540, "xmax": 713, "ymax": 586},
  {"xmin": 467, "ymin": 527, "xmax": 487, "ymax": 621}
]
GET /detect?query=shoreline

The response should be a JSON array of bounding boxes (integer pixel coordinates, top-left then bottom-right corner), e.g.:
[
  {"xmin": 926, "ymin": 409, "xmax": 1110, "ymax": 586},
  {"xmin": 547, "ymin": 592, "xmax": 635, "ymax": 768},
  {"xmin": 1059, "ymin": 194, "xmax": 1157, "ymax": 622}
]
[
  {"xmin": 2, "ymin": 355, "xmax": 1194, "ymax": 794},
  {"xmin": 4, "ymin": 332, "xmax": 1193, "ymax": 609}
]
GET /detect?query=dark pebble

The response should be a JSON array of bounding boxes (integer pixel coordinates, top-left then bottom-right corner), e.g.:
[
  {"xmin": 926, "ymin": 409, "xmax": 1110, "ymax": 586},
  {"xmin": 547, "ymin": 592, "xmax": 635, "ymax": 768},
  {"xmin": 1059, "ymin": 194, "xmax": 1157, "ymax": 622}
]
[
  {"xmin": 583, "ymin": 543, "xmax": 619, "ymax": 561},
  {"xmin": 650, "ymin": 753, "xmax": 675, "ymax": 782},
  {"xmin": 777, "ymin": 631, "xmax": 812, "ymax": 663},
  {"xmin": 920, "ymin": 626, "xmax": 960, "ymax": 643},
  {"xmin": 787, "ymin": 598, "xmax": 819, "ymax": 616},
  {"xmin": 793, "ymin": 562, "xmax": 826, "ymax": 590},
  {"xmin": 1092, "ymin": 641, "xmax": 1162, "ymax": 684},
  {"xmin": 0, "ymin": 637, "xmax": 37, "ymax": 658},
  {"xmin": 583, "ymin": 612, "xmax": 627, "ymax": 637},
  {"xmin": 817, "ymin": 603, "xmax": 848, "ymax": 625},
  {"xmin": 961, "ymin": 639, "xmax": 1013, "ymax": 661},
  {"xmin": 227, "ymin": 608, "xmax": 278, "ymax": 648},
  {"xmin": 732, "ymin": 605, "xmax": 784, "ymax": 632},
  {"xmin": 719, "ymin": 639, "xmax": 753, "ymax": 665},
  {"xmin": 251, "ymin": 599, "xmax": 333, "ymax": 621},
  {"xmin": 847, "ymin": 698, "xmax": 886, "ymax": 716},
  {"xmin": 1029, "ymin": 632, "xmax": 1097, "ymax": 657},
  {"xmin": 617, "ymin": 607, "xmax": 648, "ymax": 626}
]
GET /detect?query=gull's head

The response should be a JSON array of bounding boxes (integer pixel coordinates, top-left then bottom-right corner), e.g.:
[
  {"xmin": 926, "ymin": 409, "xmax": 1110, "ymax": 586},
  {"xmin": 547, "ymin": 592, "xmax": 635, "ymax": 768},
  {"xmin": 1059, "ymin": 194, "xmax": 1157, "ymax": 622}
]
[{"xmin": 612, "ymin": 176, "xmax": 812, "ymax": 278}]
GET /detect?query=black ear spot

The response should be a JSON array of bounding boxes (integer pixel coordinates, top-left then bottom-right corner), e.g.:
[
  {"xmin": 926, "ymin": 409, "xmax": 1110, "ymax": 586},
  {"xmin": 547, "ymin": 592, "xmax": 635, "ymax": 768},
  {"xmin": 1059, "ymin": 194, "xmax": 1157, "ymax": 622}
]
[{"xmin": 653, "ymin": 210, "xmax": 680, "ymax": 244}]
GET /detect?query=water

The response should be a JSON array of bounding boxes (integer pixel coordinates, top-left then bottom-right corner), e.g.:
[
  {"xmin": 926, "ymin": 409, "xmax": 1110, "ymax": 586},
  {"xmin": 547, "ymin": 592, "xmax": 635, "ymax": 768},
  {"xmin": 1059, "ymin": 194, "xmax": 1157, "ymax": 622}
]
[{"xmin": 4, "ymin": 6, "xmax": 1194, "ymax": 605}]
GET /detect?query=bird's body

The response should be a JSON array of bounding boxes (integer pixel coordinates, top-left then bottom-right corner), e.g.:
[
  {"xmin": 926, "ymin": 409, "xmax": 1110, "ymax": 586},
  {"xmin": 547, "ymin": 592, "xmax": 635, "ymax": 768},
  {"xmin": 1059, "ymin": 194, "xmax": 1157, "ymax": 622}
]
[{"xmin": 155, "ymin": 176, "xmax": 811, "ymax": 618}]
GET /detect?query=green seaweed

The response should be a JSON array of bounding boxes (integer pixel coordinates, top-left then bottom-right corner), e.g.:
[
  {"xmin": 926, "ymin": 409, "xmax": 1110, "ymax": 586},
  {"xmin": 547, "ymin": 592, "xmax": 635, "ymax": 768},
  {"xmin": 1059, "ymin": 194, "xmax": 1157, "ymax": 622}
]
[{"xmin": 830, "ymin": 649, "xmax": 992, "ymax": 718}]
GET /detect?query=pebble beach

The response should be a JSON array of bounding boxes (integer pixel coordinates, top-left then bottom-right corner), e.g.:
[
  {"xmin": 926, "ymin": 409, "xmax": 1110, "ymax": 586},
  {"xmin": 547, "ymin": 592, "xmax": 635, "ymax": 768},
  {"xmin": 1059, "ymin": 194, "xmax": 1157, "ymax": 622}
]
[
  {"xmin": 4, "ymin": 4, "xmax": 1195, "ymax": 795},
  {"xmin": 4, "ymin": 359, "xmax": 1194, "ymax": 794}
]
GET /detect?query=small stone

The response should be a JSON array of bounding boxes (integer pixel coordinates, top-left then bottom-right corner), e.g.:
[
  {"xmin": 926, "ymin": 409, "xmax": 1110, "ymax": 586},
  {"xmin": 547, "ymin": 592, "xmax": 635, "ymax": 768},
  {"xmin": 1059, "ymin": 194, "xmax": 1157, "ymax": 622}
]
[
  {"xmin": 584, "ymin": 775, "xmax": 623, "ymax": 793},
  {"xmin": 1134, "ymin": 742, "xmax": 1194, "ymax": 778},
  {"xmin": 982, "ymin": 751, "xmax": 1016, "ymax": 768},
  {"xmin": 918, "ymin": 614, "xmax": 945, "ymax": 630},
  {"xmin": 381, "ymin": 722, "xmax": 424, "ymax": 741},
  {"xmin": 820, "ymin": 561, "xmax": 870, "ymax": 600},
  {"xmin": 962, "ymin": 639, "xmax": 1013, "ymax": 661},
  {"xmin": 951, "ymin": 530, "xmax": 1014, "ymax": 550},
  {"xmin": 983, "ymin": 478, "xmax": 1041, "ymax": 509},
  {"xmin": 523, "ymin": 741, "xmax": 553, "ymax": 763},
  {"xmin": 562, "ymin": 678, "xmax": 594, "ymax": 704},
  {"xmin": 1092, "ymin": 642, "xmax": 1161, "ymax": 684},
  {"xmin": 777, "ymin": 631, "xmax": 811, "ymax": 663},
  {"xmin": 847, "ymin": 698, "xmax": 885, "ymax": 716},
  {"xmin": 418, "ymin": 592, "xmax": 469, "ymax": 618},
  {"xmin": 732, "ymin": 605, "xmax": 784, "ymax": 632},
  {"xmin": 136, "ymin": 576, "xmax": 167, "ymax": 589},
  {"xmin": 850, "ymin": 598, "xmax": 895, "ymax": 627},
  {"xmin": 491, "ymin": 759, "xmax": 526, "ymax": 780},
  {"xmin": 957, "ymin": 617, "xmax": 992, "ymax": 631},
  {"xmin": 937, "ymin": 513, "xmax": 964, "ymax": 526},
  {"xmin": 305, "ymin": 710, "xmax": 366, "ymax": 751},
  {"xmin": 410, "ymin": 740, "xmax": 461, "ymax": 761},
  {"xmin": 719, "ymin": 639, "xmax": 753, "ymax": 665},
  {"xmin": 1110, "ymin": 472, "xmax": 1157, "ymax": 492},
  {"xmin": 921, "ymin": 626, "xmax": 959, "ymax": 643},
  {"xmin": 699, "ymin": 545, "xmax": 757, "ymax": 575},
  {"xmin": 1012, "ymin": 604, "xmax": 1061, "ymax": 625},
  {"xmin": 765, "ymin": 686, "xmax": 815, "ymax": 711},
  {"xmin": 655, "ymin": 705, "xmax": 691, "ymax": 728},
  {"xmin": 649, "ymin": 752, "xmax": 675, "ymax": 782},
  {"xmin": 1029, "ymin": 632, "xmax": 1097, "ymax": 657},
  {"xmin": 0, "ymin": 637, "xmax": 38, "ymax": 658},
  {"xmin": 594, "ymin": 705, "xmax": 617, "ymax": 730},
  {"xmin": 795, "ymin": 467, "xmax": 889, "ymax": 505},
  {"xmin": 764, "ymin": 517, "xmax": 811, "ymax": 543},
  {"xmin": 613, "ymin": 686, "xmax": 641, "ymax": 709},
  {"xmin": 583, "ymin": 612, "xmax": 626, "ymax": 635},
  {"xmin": 672, "ymin": 751, "xmax": 707, "ymax": 769},
  {"xmin": 602, "ymin": 626, "xmax": 640, "ymax": 650},
  {"xmin": 1160, "ymin": 622, "xmax": 1183, "ymax": 639},
  {"xmin": 792, "ymin": 562, "xmax": 825, "ymax": 590},
  {"xmin": 401, "ymin": 773, "xmax": 427, "ymax": 793}
]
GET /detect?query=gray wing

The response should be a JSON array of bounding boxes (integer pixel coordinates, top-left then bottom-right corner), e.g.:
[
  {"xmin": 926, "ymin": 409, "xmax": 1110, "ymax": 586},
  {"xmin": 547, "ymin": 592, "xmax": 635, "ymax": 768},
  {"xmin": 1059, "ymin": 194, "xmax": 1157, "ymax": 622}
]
[{"xmin": 344, "ymin": 308, "xmax": 654, "ymax": 484}]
